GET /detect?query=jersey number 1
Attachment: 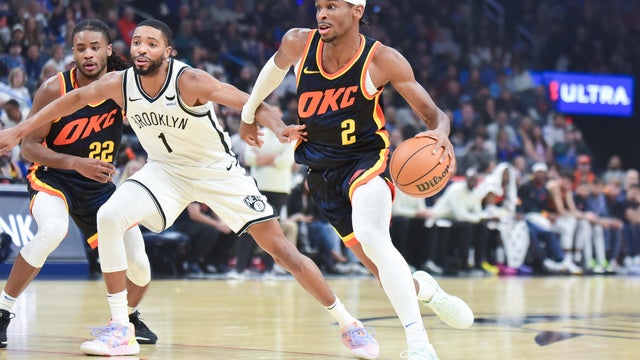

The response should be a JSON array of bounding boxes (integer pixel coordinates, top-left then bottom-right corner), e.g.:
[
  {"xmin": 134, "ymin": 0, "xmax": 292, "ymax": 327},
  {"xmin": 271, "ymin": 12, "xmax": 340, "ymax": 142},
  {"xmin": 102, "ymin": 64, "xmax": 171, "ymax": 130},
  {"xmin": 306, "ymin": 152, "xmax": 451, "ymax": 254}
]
[{"xmin": 158, "ymin": 133, "xmax": 173, "ymax": 153}]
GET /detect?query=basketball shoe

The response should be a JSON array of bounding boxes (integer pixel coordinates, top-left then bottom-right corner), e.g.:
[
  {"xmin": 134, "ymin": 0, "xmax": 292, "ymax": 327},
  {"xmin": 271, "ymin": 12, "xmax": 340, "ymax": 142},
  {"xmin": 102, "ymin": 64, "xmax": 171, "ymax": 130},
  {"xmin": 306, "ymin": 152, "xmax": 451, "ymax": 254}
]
[
  {"xmin": 400, "ymin": 343, "xmax": 439, "ymax": 360},
  {"xmin": 412, "ymin": 270, "xmax": 474, "ymax": 329},
  {"xmin": 0, "ymin": 309, "xmax": 13, "ymax": 348},
  {"xmin": 340, "ymin": 322, "xmax": 379, "ymax": 359},
  {"xmin": 80, "ymin": 321, "xmax": 140, "ymax": 356},
  {"xmin": 129, "ymin": 310, "xmax": 158, "ymax": 344}
]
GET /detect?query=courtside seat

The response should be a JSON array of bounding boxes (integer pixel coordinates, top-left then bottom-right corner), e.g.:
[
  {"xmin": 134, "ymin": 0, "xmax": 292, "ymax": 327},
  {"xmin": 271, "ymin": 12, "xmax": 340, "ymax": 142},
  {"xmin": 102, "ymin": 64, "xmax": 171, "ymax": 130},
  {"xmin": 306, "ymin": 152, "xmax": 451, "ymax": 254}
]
[{"xmin": 142, "ymin": 229, "xmax": 189, "ymax": 276}]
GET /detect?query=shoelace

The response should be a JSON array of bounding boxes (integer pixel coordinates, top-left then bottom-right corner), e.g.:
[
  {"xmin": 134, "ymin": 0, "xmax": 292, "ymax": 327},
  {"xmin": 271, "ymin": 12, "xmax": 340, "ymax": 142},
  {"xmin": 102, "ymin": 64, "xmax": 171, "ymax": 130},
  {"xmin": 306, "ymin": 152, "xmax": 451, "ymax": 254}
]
[
  {"xmin": 89, "ymin": 324, "xmax": 128, "ymax": 341},
  {"xmin": 399, "ymin": 348, "xmax": 437, "ymax": 360},
  {"xmin": 342, "ymin": 326, "xmax": 376, "ymax": 347}
]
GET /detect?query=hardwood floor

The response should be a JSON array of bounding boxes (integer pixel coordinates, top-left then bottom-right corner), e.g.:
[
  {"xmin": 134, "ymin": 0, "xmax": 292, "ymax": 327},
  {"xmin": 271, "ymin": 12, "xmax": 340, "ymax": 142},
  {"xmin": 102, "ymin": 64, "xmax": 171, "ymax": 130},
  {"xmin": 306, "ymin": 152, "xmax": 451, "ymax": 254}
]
[{"xmin": 1, "ymin": 275, "xmax": 639, "ymax": 359}]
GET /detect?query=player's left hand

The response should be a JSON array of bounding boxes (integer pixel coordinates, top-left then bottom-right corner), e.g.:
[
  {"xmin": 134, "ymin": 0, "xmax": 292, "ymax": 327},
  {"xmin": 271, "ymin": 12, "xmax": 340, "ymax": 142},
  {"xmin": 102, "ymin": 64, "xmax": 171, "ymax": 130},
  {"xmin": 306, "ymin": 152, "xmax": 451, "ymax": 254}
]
[
  {"xmin": 239, "ymin": 121, "xmax": 264, "ymax": 147},
  {"xmin": 416, "ymin": 128, "xmax": 456, "ymax": 174},
  {"xmin": 276, "ymin": 124, "xmax": 307, "ymax": 143},
  {"xmin": 0, "ymin": 128, "xmax": 21, "ymax": 155}
]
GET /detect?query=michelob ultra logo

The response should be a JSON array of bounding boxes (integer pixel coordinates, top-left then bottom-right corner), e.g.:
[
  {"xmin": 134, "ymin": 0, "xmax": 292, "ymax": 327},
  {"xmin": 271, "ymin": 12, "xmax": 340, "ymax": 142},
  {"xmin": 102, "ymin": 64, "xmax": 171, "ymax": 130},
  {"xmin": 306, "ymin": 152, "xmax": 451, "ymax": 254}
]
[{"xmin": 544, "ymin": 72, "xmax": 633, "ymax": 117}]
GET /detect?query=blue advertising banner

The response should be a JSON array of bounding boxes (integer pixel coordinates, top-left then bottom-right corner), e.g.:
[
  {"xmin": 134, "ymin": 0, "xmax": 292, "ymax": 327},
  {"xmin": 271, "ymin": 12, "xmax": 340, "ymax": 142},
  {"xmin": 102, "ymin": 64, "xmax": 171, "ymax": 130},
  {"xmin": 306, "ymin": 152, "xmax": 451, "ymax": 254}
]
[{"xmin": 542, "ymin": 72, "xmax": 634, "ymax": 117}]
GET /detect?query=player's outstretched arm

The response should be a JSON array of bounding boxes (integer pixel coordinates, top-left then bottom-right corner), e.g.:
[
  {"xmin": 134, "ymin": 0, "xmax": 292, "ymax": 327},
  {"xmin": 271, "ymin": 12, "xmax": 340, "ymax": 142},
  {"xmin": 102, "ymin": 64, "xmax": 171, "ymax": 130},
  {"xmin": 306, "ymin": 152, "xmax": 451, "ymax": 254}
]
[
  {"xmin": 0, "ymin": 71, "xmax": 123, "ymax": 155},
  {"xmin": 372, "ymin": 45, "xmax": 454, "ymax": 167},
  {"xmin": 20, "ymin": 75, "xmax": 116, "ymax": 182}
]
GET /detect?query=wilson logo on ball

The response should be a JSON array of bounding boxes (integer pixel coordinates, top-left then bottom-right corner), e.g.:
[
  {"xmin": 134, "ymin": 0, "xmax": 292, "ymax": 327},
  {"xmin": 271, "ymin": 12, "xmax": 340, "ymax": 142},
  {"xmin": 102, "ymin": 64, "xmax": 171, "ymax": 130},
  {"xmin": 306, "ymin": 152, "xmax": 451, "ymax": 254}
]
[{"xmin": 415, "ymin": 165, "xmax": 450, "ymax": 192}]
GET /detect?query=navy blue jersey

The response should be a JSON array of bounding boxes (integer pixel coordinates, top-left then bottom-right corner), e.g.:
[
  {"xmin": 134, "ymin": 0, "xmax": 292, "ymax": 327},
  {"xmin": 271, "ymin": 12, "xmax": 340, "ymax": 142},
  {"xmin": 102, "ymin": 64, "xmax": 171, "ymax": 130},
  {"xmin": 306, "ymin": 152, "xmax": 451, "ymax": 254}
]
[
  {"xmin": 35, "ymin": 68, "xmax": 123, "ymax": 183},
  {"xmin": 294, "ymin": 30, "xmax": 390, "ymax": 170}
]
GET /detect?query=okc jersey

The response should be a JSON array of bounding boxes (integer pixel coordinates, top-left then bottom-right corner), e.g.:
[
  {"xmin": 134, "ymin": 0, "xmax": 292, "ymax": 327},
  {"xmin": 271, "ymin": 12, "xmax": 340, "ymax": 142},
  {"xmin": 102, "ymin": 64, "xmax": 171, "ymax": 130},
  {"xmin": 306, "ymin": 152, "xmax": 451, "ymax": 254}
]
[
  {"xmin": 34, "ymin": 68, "xmax": 123, "ymax": 182},
  {"xmin": 294, "ymin": 30, "xmax": 390, "ymax": 170},
  {"xmin": 122, "ymin": 58, "xmax": 236, "ymax": 167}
]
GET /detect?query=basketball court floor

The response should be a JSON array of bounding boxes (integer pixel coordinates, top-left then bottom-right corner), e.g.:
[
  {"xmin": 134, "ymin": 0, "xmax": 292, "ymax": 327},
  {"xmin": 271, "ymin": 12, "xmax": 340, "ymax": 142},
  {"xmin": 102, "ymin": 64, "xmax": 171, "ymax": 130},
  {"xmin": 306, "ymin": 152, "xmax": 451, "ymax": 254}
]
[{"xmin": 0, "ymin": 275, "xmax": 638, "ymax": 359}]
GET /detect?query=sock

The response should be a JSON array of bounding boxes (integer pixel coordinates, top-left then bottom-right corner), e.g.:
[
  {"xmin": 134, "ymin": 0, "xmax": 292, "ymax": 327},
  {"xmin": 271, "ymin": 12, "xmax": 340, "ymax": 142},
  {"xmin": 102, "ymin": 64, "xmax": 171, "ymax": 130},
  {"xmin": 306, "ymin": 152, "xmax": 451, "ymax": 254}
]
[
  {"xmin": 0, "ymin": 290, "xmax": 16, "ymax": 312},
  {"xmin": 416, "ymin": 277, "xmax": 437, "ymax": 302},
  {"xmin": 107, "ymin": 290, "xmax": 129, "ymax": 324},
  {"xmin": 405, "ymin": 321, "xmax": 430, "ymax": 349},
  {"xmin": 325, "ymin": 296, "xmax": 357, "ymax": 328},
  {"xmin": 128, "ymin": 306, "xmax": 137, "ymax": 316}
]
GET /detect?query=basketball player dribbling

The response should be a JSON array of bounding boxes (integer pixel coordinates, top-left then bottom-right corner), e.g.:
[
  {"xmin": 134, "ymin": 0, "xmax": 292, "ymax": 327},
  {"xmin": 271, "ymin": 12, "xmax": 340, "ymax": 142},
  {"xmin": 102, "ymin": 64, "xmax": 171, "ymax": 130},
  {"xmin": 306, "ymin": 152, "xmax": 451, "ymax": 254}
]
[
  {"xmin": 0, "ymin": 19, "xmax": 157, "ymax": 349},
  {"xmin": 0, "ymin": 19, "xmax": 379, "ymax": 358},
  {"xmin": 241, "ymin": 0, "xmax": 474, "ymax": 358}
]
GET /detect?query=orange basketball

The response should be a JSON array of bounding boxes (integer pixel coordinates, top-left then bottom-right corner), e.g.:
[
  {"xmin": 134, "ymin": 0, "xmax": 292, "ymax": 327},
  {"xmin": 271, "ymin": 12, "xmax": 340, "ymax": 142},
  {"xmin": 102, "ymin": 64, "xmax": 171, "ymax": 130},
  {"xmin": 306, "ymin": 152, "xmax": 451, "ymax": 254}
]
[{"xmin": 389, "ymin": 136, "xmax": 453, "ymax": 198}]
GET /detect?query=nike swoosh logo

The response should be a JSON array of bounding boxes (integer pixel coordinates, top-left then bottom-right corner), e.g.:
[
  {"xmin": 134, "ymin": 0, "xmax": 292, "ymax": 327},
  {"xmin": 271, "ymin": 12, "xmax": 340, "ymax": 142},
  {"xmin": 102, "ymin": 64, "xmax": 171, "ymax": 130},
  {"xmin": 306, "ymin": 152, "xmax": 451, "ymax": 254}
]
[
  {"xmin": 129, "ymin": 97, "xmax": 143, "ymax": 102},
  {"xmin": 303, "ymin": 67, "xmax": 321, "ymax": 74},
  {"xmin": 165, "ymin": 95, "xmax": 176, "ymax": 101}
]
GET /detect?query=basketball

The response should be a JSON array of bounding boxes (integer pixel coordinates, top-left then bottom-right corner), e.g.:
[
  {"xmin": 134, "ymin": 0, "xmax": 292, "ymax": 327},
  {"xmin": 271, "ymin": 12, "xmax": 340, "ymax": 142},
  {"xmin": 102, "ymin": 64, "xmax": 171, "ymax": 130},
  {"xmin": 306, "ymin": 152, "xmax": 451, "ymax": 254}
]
[{"xmin": 389, "ymin": 136, "xmax": 453, "ymax": 198}]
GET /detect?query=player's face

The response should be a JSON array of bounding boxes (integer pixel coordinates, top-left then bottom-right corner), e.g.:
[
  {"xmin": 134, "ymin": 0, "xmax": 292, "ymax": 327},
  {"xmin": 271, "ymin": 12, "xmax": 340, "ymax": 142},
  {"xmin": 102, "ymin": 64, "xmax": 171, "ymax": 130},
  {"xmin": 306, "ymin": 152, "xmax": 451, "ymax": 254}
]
[
  {"xmin": 315, "ymin": 0, "xmax": 362, "ymax": 43},
  {"xmin": 72, "ymin": 30, "xmax": 111, "ymax": 79},
  {"xmin": 130, "ymin": 26, "xmax": 172, "ymax": 76}
]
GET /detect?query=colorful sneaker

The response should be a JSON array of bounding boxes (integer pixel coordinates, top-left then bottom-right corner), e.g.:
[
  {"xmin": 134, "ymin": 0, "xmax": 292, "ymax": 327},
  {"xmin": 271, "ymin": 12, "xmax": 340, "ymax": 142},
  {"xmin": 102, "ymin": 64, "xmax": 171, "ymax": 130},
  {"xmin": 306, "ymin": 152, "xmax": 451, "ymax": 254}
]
[
  {"xmin": 413, "ymin": 270, "xmax": 474, "ymax": 329},
  {"xmin": 400, "ymin": 343, "xmax": 439, "ymax": 359},
  {"xmin": 80, "ymin": 321, "xmax": 140, "ymax": 356},
  {"xmin": 0, "ymin": 309, "xmax": 14, "ymax": 348},
  {"xmin": 129, "ymin": 310, "xmax": 158, "ymax": 344},
  {"xmin": 340, "ymin": 322, "xmax": 379, "ymax": 359}
]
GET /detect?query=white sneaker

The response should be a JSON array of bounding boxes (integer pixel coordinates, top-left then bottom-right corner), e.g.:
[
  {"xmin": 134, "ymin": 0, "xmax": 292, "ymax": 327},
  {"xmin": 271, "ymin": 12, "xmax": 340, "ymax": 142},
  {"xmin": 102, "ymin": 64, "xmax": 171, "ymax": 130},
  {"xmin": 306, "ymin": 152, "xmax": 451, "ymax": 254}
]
[
  {"xmin": 412, "ymin": 271, "xmax": 474, "ymax": 329},
  {"xmin": 562, "ymin": 258, "xmax": 583, "ymax": 275},
  {"xmin": 423, "ymin": 260, "xmax": 443, "ymax": 275},
  {"xmin": 80, "ymin": 321, "xmax": 139, "ymax": 356},
  {"xmin": 400, "ymin": 343, "xmax": 439, "ymax": 360}
]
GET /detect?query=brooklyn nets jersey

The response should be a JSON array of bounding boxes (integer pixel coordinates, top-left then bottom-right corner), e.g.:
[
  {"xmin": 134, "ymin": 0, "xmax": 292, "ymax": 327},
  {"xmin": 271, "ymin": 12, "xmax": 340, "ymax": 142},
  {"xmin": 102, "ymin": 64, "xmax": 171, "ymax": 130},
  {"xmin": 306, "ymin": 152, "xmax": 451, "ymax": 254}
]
[
  {"xmin": 295, "ymin": 30, "xmax": 389, "ymax": 170},
  {"xmin": 122, "ymin": 58, "xmax": 235, "ymax": 167}
]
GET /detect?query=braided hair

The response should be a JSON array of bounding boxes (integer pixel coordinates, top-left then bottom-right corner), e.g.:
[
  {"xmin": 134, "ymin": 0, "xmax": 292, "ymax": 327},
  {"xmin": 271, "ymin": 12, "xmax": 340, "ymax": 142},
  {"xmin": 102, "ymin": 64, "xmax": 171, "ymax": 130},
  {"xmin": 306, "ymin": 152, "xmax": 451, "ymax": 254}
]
[{"xmin": 72, "ymin": 19, "xmax": 131, "ymax": 72}]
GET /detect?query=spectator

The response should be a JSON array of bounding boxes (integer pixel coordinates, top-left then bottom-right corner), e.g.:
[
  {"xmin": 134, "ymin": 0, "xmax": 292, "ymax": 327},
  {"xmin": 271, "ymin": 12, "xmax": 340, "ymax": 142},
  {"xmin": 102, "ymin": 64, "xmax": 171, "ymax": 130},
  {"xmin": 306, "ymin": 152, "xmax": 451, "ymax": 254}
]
[
  {"xmin": 117, "ymin": 7, "xmax": 137, "ymax": 45},
  {"xmin": 601, "ymin": 155, "xmax": 625, "ymax": 185},
  {"xmin": 23, "ymin": 43, "xmax": 47, "ymax": 92},
  {"xmin": 5, "ymin": 67, "xmax": 31, "ymax": 111},
  {"xmin": 0, "ymin": 41, "xmax": 24, "ymax": 81},
  {"xmin": 173, "ymin": 202, "xmax": 234, "ymax": 275},
  {"xmin": 42, "ymin": 44, "xmax": 67, "ymax": 73}
]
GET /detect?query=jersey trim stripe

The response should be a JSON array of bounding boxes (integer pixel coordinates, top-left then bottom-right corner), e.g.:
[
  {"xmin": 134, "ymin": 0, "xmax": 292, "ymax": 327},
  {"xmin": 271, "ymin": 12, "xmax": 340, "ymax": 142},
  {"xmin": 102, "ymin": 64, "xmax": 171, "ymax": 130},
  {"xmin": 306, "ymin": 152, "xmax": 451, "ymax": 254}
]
[
  {"xmin": 26, "ymin": 172, "xmax": 69, "ymax": 212},
  {"xmin": 135, "ymin": 58, "xmax": 174, "ymax": 103},
  {"xmin": 347, "ymin": 148, "xmax": 390, "ymax": 199},
  {"xmin": 316, "ymin": 34, "xmax": 366, "ymax": 79},
  {"xmin": 360, "ymin": 41, "xmax": 382, "ymax": 100},
  {"xmin": 295, "ymin": 30, "xmax": 317, "ymax": 87},
  {"xmin": 122, "ymin": 70, "xmax": 129, "ymax": 115},
  {"xmin": 237, "ymin": 214, "xmax": 279, "ymax": 235},
  {"xmin": 126, "ymin": 179, "xmax": 167, "ymax": 231},
  {"xmin": 87, "ymin": 232, "xmax": 98, "ymax": 249}
]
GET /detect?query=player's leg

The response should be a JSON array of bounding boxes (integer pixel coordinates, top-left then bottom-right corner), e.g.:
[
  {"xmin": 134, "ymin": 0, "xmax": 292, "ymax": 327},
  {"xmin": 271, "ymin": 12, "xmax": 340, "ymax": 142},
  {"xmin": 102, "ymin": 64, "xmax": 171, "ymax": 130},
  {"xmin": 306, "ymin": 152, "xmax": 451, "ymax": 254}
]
[
  {"xmin": 123, "ymin": 225, "xmax": 157, "ymax": 344},
  {"xmin": 247, "ymin": 220, "xmax": 379, "ymax": 359},
  {"xmin": 81, "ymin": 181, "xmax": 161, "ymax": 356},
  {"xmin": 351, "ymin": 176, "xmax": 473, "ymax": 357},
  {"xmin": 0, "ymin": 192, "xmax": 69, "ymax": 347}
]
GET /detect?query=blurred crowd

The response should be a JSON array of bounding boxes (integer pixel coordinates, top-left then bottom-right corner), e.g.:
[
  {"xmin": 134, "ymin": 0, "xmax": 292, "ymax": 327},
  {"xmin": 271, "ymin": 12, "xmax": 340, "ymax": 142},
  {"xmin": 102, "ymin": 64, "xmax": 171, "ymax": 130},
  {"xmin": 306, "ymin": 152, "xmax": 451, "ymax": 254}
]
[{"xmin": 0, "ymin": 0, "xmax": 638, "ymax": 277}]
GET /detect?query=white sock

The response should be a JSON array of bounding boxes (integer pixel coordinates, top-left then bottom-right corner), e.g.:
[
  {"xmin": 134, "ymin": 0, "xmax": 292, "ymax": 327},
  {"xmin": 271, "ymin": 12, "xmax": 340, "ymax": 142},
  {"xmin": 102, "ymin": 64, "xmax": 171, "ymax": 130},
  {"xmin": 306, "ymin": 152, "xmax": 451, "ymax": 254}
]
[
  {"xmin": 107, "ymin": 290, "xmax": 129, "ymax": 324},
  {"xmin": 128, "ymin": 306, "xmax": 137, "ymax": 315},
  {"xmin": 325, "ymin": 296, "xmax": 357, "ymax": 328},
  {"xmin": 415, "ymin": 277, "xmax": 437, "ymax": 302},
  {"xmin": 405, "ymin": 321, "xmax": 430, "ymax": 348},
  {"xmin": 0, "ymin": 290, "xmax": 16, "ymax": 312}
]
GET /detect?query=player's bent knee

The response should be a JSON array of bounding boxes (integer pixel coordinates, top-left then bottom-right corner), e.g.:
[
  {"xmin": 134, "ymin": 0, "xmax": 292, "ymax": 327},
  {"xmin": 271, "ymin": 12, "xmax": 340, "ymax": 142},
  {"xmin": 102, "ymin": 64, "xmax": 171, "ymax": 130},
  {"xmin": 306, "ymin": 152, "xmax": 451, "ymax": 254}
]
[{"xmin": 21, "ymin": 216, "xmax": 68, "ymax": 267}]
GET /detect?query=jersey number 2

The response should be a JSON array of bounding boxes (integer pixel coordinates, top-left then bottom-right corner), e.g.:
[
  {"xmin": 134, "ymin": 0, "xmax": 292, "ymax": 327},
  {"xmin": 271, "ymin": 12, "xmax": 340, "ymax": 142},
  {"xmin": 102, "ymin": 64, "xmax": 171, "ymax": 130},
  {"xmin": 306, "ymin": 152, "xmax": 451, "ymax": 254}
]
[{"xmin": 341, "ymin": 119, "xmax": 356, "ymax": 145}]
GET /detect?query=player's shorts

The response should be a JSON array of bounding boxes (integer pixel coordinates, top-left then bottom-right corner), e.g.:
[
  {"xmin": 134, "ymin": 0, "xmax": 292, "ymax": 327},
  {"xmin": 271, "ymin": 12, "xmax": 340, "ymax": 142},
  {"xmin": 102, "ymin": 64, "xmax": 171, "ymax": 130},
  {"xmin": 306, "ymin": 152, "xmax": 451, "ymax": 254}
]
[
  {"xmin": 127, "ymin": 159, "xmax": 277, "ymax": 234},
  {"xmin": 306, "ymin": 151, "xmax": 393, "ymax": 247},
  {"xmin": 27, "ymin": 167, "xmax": 115, "ymax": 249}
]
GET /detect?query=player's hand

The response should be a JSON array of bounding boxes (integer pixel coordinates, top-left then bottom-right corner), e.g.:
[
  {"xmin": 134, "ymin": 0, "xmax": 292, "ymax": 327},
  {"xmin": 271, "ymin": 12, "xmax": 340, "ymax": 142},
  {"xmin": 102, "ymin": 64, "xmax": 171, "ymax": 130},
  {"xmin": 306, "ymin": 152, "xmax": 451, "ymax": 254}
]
[
  {"xmin": 0, "ymin": 128, "xmax": 21, "ymax": 155},
  {"xmin": 239, "ymin": 121, "xmax": 264, "ymax": 147},
  {"xmin": 73, "ymin": 157, "xmax": 116, "ymax": 183},
  {"xmin": 276, "ymin": 124, "xmax": 307, "ymax": 143},
  {"xmin": 416, "ymin": 129, "xmax": 456, "ymax": 174}
]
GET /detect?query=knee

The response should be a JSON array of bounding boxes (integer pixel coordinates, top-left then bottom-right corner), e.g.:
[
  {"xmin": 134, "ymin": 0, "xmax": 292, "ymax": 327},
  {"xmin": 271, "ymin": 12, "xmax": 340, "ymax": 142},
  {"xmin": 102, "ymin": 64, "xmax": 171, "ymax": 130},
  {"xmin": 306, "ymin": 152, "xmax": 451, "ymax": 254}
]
[
  {"xmin": 21, "ymin": 216, "xmax": 68, "ymax": 267},
  {"xmin": 127, "ymin": 256, "xmax": 151, "ymax": 286}
]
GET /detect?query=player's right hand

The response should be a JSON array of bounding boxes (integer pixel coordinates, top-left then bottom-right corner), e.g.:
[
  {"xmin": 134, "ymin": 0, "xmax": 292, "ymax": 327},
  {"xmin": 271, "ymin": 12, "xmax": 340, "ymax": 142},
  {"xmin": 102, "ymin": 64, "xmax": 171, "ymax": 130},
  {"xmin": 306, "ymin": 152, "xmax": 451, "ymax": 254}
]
[{"xmin": 74, "ymin": 157, "xmax": 116, "ymax": 183}]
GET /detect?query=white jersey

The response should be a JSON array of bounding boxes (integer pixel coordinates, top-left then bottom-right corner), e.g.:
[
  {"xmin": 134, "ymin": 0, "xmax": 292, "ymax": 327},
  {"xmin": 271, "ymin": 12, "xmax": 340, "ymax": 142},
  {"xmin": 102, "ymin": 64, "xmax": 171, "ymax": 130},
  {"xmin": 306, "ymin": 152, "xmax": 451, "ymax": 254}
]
[{"xmin": 122, "ymin": 58, "xmax": 235, "ymax": 167}]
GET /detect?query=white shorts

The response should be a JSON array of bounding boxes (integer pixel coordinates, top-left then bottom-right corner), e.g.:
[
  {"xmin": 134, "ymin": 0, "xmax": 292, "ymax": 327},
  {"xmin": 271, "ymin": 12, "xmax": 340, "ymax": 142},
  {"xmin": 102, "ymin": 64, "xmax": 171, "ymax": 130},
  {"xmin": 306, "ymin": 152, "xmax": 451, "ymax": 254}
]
[{"xmin": 127, "ymin": 159, "xmax": 276, "ymax": 234}]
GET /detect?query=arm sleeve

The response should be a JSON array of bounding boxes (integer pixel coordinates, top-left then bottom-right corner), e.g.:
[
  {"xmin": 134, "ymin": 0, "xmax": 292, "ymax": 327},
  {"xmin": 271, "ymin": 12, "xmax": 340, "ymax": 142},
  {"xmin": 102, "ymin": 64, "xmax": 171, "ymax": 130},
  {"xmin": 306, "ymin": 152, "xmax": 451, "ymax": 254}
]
[{"xmin": 241, "ymin": 56, "xmax": 289, "ymax": 124}]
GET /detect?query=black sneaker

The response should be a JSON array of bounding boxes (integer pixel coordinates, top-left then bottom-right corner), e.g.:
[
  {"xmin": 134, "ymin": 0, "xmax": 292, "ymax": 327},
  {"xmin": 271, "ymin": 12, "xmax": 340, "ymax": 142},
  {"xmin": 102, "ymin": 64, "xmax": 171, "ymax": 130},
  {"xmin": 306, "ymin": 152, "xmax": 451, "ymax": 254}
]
[
  {"xmin": 0, "ymin": 309, "xmax": 14, "ymax": 348},
  {"xmin": 128, "ymin": 310, "xmax": 158, "ymax": 344}
]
